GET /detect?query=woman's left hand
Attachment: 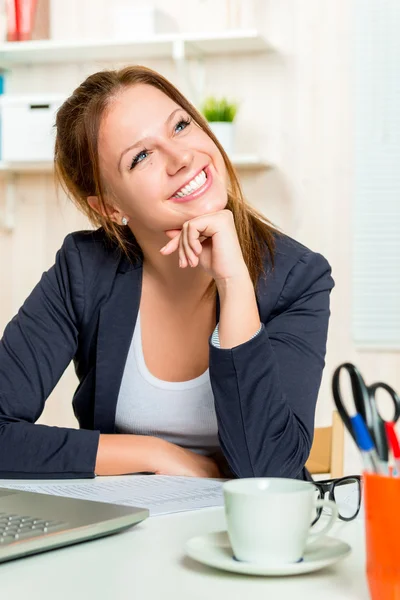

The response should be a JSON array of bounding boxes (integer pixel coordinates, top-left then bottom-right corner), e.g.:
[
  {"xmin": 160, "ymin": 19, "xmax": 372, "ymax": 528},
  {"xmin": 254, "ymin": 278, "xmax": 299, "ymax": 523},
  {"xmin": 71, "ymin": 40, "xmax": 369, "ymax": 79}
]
[{"xmin": 160, "ymin": 209, "xmax": 248, "ymax": 283}]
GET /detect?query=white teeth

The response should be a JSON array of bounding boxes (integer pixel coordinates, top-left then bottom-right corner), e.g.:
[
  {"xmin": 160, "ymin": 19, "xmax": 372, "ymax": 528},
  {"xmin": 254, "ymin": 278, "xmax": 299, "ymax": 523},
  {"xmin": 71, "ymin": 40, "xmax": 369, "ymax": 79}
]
[{"xmin": 174, "ymin": 169, "xmax": 207, "ymax": 197}]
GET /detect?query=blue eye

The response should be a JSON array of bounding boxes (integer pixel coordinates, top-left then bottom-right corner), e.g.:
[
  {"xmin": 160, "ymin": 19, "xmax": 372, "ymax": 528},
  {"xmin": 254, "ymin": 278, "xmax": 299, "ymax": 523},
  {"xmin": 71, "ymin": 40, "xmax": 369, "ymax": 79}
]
[
  {"xmin": 130, "ymin": 149, "xmax": 149, "ymax": 170},
  {"xmin": 135, "ymin": 150, "xmax": 148, "ymax": 163},
  {"xmin": 129, "ymin": 117, "xmax": 191, "ymax": 170},
  {"xmin": 175, "ymin": 117, "xmax": 191, "ymax": 133}
]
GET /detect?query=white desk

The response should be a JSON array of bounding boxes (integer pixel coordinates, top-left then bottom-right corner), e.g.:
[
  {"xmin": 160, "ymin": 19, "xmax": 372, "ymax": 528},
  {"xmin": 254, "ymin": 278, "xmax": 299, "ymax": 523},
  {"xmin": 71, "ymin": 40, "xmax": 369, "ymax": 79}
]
[{"xmin": 0, "ymin": 506, "xmax": 369, "ymax": 599}]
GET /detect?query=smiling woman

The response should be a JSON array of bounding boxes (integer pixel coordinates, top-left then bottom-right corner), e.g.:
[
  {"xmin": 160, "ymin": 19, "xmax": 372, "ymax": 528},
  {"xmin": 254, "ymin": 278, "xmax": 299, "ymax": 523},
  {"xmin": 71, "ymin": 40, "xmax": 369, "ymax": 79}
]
[
  {"xmin": 55, "ymin": 66, "xmax": 275, "ymax": 290},
  {"xmin": 0, "ymin": 65, "xmax": 334, "ymax": 482}
]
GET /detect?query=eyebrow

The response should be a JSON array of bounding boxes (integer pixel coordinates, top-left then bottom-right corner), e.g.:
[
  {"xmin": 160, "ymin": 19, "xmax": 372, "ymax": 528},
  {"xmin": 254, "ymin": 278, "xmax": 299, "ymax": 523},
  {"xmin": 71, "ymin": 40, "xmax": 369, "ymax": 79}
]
[{"xmin": 118, "ymin": 107, "xmax": 183, "ymax": 172}]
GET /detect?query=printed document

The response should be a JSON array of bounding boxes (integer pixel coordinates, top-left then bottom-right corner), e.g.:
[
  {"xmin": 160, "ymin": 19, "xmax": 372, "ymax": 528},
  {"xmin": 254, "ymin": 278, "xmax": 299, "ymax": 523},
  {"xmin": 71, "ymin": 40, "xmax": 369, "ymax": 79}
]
[{"xmin": 0, "ymin": 475, "xmax": 225, "ymax": 517}]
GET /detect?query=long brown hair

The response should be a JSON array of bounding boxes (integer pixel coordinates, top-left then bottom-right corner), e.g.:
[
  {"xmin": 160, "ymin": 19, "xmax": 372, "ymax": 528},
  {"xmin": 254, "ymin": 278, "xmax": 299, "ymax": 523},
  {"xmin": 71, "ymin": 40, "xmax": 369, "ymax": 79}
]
[{"xmin": 55, "ymin": 65, "xmax": 276, "ymax": 288}]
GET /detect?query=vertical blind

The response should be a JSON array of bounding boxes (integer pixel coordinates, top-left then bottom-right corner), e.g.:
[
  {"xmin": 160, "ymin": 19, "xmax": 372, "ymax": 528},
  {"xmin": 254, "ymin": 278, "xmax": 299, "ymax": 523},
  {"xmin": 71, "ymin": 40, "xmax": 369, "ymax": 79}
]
[{"xmin": 353, "ymin": 0, "xmax": 400, "ymax": 348}]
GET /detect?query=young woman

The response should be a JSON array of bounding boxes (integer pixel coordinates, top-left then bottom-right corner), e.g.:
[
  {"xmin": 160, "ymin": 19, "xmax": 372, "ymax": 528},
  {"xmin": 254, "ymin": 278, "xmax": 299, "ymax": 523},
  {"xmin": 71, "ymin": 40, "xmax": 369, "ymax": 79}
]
[{"xmin": 0, "ymin": 66, "xmax": 334, "ymax": 481}]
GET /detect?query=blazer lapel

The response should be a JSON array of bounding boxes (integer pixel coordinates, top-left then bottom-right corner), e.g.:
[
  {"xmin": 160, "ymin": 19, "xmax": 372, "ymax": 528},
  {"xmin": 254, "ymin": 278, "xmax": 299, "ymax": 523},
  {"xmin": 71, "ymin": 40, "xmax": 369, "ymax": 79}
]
[{"xmin": 94, "ymin": 265, "xmax": 143, "ymax": 432}]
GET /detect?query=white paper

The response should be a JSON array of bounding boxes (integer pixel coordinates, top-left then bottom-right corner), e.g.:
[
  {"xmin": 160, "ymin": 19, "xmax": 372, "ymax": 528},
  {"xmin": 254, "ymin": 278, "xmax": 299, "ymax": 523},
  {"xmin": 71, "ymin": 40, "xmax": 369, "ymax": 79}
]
[{"xmin": 0, "ymin": 475, "xmax": 224, "ymax": 517}]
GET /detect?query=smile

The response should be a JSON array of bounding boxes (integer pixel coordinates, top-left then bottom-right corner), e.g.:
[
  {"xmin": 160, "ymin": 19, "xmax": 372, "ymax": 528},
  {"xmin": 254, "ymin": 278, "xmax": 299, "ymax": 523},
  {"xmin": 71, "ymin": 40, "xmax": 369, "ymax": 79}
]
[{"xmin": 170, "ymin": 166, "xmax": 212, "ymax": 203}]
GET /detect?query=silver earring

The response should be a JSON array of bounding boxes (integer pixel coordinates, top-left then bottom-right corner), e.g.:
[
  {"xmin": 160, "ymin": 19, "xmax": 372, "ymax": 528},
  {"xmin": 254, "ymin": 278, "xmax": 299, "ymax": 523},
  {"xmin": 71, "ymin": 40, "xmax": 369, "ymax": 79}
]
[{"xmin": 121, "ymin": 216, "xmax": 129, "ymax": 226}]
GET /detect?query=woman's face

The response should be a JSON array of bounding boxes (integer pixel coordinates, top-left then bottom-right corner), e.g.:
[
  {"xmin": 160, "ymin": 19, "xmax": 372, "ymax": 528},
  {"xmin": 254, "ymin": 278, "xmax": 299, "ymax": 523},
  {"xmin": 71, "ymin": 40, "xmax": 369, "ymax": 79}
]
[{"xmin": 96, "ymin": 83, "xmax": 228, "ymax": 235}]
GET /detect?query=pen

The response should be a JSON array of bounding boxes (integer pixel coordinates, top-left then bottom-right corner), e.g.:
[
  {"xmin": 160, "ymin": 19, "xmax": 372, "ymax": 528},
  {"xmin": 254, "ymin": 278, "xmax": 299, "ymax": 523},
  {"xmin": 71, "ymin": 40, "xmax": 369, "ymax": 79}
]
[
  {"xmin": 350, "ymin": 414, "xmax": 385, "ymax": 475},
  {"xmin": 384, "ymin": 422, "xmax": 400, "ymax": 477}
]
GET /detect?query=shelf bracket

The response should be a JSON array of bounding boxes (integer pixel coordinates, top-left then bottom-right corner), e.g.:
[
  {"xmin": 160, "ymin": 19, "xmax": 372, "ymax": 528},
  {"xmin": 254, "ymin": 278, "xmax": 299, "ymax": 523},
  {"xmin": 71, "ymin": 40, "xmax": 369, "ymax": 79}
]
[
  {"xmin": 0, "ymin": 173, "xmax": 16, "ymax": 232},
  {"xmin": 172, "ymin": 39, "xmax": 205, "ymax": 108}
]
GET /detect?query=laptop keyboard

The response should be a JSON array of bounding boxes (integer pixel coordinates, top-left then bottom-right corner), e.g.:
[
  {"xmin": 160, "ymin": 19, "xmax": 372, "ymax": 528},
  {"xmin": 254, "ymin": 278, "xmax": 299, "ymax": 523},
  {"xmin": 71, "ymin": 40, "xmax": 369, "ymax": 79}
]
[{"xmin": 0, "ymin": 512, "xmax": 66, "ymax": 545}]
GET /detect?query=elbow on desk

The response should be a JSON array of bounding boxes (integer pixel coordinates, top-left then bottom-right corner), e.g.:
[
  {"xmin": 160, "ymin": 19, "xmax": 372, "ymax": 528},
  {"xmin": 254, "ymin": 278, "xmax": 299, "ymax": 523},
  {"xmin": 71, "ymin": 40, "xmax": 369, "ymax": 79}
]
[{"xmin": 221, "ymin": 429, "xmax": 312, "ymax": 481}]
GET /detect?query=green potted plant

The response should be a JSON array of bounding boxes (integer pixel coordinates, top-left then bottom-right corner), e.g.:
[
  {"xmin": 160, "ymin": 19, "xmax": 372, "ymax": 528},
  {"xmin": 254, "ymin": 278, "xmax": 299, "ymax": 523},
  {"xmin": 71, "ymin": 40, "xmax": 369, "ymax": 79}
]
[{"xmin": 201, "ymin": 96, "xmax": 238, "ymax": 155}]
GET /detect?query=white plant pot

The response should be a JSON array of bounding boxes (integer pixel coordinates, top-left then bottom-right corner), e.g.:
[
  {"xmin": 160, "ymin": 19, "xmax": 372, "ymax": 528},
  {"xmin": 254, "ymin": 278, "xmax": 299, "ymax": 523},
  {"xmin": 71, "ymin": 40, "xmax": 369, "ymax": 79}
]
[{"xmin": 208, "ymin": 121, "xmax": 235, "ymax": 155}]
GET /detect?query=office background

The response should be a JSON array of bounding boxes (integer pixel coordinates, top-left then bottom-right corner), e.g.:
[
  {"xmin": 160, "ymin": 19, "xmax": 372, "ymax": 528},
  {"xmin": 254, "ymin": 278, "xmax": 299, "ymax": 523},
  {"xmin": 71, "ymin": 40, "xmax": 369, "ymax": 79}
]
[{"xmin": 0, "ymin": 0, "xmax": 398, "ymax": 475}]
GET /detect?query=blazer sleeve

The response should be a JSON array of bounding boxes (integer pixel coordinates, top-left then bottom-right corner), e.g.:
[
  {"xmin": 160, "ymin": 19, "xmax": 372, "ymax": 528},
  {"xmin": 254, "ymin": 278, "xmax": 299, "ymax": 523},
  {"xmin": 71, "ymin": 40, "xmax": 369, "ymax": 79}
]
[
  {"xmin": 0, "ymin": 234, "xmax": 100, "ymax": 479},
  {"xmin": 209, "ymin": 251, "xmax": 334, "ymax": 480}
]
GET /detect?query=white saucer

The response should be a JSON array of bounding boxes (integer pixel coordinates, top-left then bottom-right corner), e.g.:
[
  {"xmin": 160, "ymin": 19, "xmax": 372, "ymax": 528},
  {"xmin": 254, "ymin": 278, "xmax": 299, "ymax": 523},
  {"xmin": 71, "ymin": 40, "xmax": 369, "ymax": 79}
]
[{"xmin": 185, "ymin": 531, "xmax": 351, "ymax": 576}]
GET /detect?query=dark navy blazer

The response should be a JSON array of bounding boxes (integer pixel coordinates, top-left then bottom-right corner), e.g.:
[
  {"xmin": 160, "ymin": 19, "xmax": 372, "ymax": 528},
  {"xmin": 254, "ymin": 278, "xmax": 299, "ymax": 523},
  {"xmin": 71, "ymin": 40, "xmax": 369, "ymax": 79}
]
[{"xmin": 0, "ymin": 228, "xmax": 334, "ymax": 480}]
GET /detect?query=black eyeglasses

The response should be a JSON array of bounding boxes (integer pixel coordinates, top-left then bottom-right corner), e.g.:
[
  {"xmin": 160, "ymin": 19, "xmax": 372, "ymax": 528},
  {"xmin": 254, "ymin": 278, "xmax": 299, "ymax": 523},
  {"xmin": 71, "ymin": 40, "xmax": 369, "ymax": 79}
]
[{"xmin": 312, "ymin": 475, "xmax": 362, "ymax": 524}]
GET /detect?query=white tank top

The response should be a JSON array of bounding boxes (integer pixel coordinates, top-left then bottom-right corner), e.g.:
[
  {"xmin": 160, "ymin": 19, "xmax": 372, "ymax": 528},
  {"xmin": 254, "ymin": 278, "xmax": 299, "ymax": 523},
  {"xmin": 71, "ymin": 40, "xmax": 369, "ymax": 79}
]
[{"xmin": 115, "ymin": 312, "xmax": 220, "ymax": 456}]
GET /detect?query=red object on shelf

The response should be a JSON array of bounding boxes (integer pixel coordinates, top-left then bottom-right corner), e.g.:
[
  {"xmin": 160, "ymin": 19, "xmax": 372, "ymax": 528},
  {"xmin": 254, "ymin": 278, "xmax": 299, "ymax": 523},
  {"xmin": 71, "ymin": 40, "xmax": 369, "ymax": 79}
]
[
  {"xmin": 16, "ymin": 0, "xmax": 38, "ymax": 41},
  {"xmin": 6, "ymin": 0, "xmax": 39, "ymax": 41},
  {"xmin": 6, "ymin": 0, "xmax": 18, "ymax": 41}
]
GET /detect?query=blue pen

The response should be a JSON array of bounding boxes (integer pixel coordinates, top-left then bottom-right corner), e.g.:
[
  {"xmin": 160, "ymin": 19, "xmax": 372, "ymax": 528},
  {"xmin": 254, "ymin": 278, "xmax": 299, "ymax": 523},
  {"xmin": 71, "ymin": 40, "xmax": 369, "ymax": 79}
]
[{"xmin": 351, "ymin": 414, "xmax": 385, "ymax": 475}]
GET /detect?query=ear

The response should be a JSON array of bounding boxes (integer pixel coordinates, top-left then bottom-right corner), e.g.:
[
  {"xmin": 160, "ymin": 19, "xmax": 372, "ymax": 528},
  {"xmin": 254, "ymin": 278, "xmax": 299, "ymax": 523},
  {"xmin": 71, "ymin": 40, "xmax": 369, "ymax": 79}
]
[{"xmin": 87, "ymin": 195, "xmax": 124, "ymax": 225}]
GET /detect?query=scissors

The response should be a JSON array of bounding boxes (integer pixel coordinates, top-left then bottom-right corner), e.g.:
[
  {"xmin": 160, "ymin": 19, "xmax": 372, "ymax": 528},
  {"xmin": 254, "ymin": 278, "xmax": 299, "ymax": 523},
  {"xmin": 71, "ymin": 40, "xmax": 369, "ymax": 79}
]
[{"xmin": 332, "ymin": 363, "xmax": 400, "ymax": 462}]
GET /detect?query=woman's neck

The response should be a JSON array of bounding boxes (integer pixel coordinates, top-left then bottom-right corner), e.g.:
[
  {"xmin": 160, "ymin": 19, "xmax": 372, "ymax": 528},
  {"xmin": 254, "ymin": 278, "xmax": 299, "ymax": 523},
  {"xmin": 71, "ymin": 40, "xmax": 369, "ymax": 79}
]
[
  {"xmin": 135, "ymin": 232, "xmax": 212, "ymax": 298},
  {"xmin": 143, "ymin": 251, "xmax": 212, "ymax": 297}
]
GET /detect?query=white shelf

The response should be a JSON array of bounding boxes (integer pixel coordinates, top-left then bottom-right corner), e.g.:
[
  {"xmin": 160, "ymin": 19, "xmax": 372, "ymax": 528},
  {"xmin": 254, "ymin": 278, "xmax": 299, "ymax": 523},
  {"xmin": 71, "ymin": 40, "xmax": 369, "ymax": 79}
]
[
  {"xmin": 0, "ymin": 161, "xmax": 54, "ymax": 173},
  {"xmin": 0, "ymin": 155, "xmax": 271, "ymax": 174},
  {"xmin": 0, "ymin": 30, "xmax": 270, "ymax": 67},
  {"xmin": 231, "ymin": 155, "xmax": 271, "ymax": 170}
]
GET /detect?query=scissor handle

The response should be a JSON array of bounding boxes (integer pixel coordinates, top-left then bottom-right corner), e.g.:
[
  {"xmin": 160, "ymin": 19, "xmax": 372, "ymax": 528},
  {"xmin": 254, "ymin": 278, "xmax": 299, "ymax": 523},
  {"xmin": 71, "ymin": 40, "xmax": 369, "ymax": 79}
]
[
  {"xmin": 332, "ymin": 365, "xmax": 400, "ymax": 463},
  {"xmin": 369, "ymin": 382, "xmax": 400, "ymax": 422},
  {"xmin": 332, "ymin": 363, "xmax": 370, "ymax": 443}
]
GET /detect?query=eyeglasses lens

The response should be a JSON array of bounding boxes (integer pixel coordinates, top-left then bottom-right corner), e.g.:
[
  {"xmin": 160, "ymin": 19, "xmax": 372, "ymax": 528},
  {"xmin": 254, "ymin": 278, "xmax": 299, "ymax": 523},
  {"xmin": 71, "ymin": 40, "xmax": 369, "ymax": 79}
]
[{"xmin": 333, "ymin": 478, "xmax": 360, "ymax": 520}]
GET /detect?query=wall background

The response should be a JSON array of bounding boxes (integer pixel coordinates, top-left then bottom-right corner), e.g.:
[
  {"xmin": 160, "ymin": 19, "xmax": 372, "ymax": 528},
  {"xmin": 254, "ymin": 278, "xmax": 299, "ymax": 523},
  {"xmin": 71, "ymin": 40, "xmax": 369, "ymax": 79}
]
[{"xmin": 1, "ymin": 0, "xmax": 398, "ymax": 473}]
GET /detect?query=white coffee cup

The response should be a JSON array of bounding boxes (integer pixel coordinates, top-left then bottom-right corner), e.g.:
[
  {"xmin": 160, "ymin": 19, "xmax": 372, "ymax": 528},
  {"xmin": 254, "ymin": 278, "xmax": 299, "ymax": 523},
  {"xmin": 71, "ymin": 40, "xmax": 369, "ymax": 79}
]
[{"xmin": 223, "ymin": 477, "xmax": 338, "ymax": 565}]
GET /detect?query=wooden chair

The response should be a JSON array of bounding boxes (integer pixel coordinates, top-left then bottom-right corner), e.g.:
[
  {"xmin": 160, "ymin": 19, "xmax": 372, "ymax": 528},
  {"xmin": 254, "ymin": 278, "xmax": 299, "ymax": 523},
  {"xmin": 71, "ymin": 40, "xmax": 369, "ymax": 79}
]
[{"xmin": 306, "ymin": 411, "xmax": 344, "ymax": 478}]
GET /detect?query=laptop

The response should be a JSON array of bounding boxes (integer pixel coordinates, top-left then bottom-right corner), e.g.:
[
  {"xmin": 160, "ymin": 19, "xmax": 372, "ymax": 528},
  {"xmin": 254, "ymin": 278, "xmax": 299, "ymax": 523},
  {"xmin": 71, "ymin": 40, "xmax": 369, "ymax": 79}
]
[{"xmin": 0, "ymin": 487, "xmax": 149, "ymax": 564}]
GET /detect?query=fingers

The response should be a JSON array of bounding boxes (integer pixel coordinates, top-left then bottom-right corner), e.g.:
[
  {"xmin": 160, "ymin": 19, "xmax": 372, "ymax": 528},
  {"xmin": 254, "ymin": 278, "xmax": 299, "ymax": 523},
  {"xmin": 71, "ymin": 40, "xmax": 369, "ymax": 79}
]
[
  {"xmin": 164, "ymin": 229, "xmax": 181, "ymax": 240},
  {"xmin": 160, "ymin": 233, "xmax": 180, "ymax": 255},
  {"xmin": 181, "ymin": 222, "xmax": 203, "ymax": 268},
  {"xmin": 160, "ymin": 222, "xmax": 204, "ymax": 268}
]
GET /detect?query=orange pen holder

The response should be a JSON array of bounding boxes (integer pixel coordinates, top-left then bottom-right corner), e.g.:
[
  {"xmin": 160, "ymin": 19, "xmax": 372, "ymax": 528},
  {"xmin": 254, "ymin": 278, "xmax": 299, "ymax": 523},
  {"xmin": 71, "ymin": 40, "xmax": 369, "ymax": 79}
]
[{"xmin": 365, "ymin": 472, "xmax": 400, "ymax": 600}]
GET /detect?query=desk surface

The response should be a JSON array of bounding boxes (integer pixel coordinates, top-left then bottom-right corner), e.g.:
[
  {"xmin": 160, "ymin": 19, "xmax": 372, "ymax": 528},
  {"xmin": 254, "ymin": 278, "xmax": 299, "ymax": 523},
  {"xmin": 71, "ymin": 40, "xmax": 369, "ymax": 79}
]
[{"xmin": 0, "ymin": 505, "xmax": 369, "ymax": 600}]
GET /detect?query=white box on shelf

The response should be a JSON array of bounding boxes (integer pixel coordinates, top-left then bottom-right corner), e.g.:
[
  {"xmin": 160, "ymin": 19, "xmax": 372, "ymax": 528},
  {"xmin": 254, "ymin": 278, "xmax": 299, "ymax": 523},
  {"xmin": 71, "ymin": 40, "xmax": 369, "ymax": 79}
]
[
  {"xmin": 110, "ymin": 5, "xmax": 178, "ymax": 39},
  {"xmin": 0, "ymin": 94, "xmax": 65, "ymax": 162},
  {"xmin": 49, "ymin": 0, "xmax": 178, "ymax": 41}
]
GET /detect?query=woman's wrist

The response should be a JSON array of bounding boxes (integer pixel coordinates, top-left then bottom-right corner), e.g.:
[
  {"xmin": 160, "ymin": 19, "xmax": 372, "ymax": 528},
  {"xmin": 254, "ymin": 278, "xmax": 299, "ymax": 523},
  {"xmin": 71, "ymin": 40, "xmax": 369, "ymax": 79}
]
[
  {"xmin": 95, "ymin": 433, "xmax": 160, "ymax": 476},
  {"xmin": 215, "ymin": 271, "xmax": 261, "ymax": 349},
  {"xmin": 215, "ymin": 268, "xmax": 252, "ymax": 297}
]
